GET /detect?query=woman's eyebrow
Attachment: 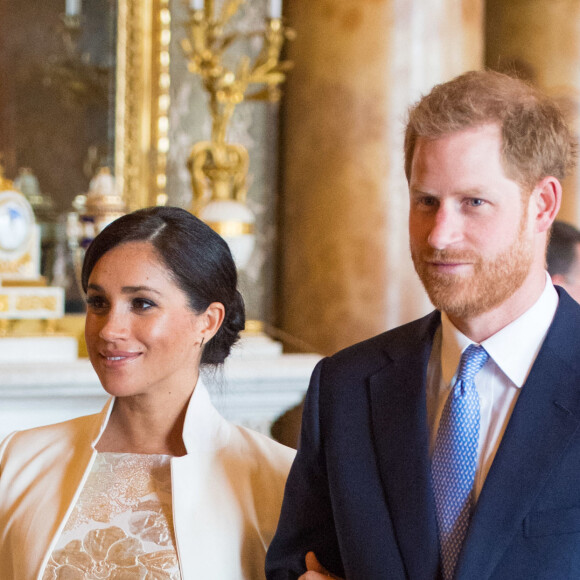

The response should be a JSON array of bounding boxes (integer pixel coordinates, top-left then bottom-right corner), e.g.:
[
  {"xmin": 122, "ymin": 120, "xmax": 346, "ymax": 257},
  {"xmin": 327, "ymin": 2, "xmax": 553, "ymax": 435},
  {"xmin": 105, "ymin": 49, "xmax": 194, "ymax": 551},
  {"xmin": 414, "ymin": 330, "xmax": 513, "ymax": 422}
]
[
  {"xmin": 86, "ymin": 283, "xmax": 162, "ymax": 296},
  {"xmin": 120, "ymin": 285, "xmax": 162, "ymax": 295}
]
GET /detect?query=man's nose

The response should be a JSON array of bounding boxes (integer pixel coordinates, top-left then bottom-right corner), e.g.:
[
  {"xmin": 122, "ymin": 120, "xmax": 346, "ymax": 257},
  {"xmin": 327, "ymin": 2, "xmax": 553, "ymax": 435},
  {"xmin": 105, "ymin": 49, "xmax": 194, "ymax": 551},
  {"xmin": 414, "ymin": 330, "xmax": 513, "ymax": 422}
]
[{"xmin": 427, "ymin": 206, "xmax": 463, "ymax": 250}]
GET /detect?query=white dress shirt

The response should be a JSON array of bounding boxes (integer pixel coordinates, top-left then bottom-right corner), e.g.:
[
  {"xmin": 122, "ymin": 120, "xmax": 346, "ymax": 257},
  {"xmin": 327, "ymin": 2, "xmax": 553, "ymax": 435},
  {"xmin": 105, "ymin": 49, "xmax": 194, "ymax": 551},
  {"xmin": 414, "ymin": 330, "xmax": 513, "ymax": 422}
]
[{"xmin": 426, "ymin": 273, "xmax": 559, "ymax": 501}]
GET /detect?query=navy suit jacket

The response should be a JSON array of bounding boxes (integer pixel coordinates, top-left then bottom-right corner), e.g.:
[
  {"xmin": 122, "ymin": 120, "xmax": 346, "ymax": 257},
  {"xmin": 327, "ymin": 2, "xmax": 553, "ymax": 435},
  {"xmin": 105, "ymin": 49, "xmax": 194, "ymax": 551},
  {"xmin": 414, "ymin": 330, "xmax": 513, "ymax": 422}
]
[{"xmin": 266, "ymin": 289, "xmax": 580, "ymax": 579}]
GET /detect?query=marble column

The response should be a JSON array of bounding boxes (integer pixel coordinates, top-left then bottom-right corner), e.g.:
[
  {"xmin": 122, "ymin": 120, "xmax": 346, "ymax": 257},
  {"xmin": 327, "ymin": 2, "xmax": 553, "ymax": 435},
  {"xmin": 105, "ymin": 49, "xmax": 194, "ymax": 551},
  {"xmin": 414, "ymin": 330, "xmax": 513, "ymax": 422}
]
[
  {"xmin": 278, "ymin": 0, "xmax": 484, "ymax": 356},
  {"xmin": 486, "ymin": 0, "xmax": 580, "ymax": 224}
]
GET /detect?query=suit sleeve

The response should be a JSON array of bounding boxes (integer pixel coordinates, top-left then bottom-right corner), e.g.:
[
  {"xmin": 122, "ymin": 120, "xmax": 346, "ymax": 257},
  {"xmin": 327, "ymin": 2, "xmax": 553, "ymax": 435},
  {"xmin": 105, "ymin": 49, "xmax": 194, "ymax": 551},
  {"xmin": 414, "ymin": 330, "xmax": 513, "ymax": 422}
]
[{"xmin": 265, "ymin": 358, "xmax": 344, "ymax": 580}]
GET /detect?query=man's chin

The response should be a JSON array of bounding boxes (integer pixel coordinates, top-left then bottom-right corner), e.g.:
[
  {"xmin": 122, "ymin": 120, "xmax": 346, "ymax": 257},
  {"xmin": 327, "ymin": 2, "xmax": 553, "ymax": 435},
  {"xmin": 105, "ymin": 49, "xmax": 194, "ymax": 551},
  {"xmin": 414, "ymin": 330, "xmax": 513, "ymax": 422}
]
[
  {"xmin": 421, "ymin": 279, "xmax": 481, "ymax": 318},
  {"xmin": 427, "ymin": 294, "xmax": 470, "ymax": 317},
  {"xmin": 429, "ymin": 298, "xmax": 485, "ymax": 319},
  {"xmin": 420, "ymin": 272, "xmax": 470, "ymax": 298}
]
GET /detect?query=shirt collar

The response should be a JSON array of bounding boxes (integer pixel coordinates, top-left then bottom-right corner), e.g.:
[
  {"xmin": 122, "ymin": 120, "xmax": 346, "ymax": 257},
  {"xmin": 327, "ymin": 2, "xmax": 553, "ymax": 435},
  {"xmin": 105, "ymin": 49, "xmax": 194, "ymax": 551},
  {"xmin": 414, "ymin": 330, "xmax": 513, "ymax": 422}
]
[{"xmin": 441, "ymin": 272, "xmax": 558, "ymax": 388}]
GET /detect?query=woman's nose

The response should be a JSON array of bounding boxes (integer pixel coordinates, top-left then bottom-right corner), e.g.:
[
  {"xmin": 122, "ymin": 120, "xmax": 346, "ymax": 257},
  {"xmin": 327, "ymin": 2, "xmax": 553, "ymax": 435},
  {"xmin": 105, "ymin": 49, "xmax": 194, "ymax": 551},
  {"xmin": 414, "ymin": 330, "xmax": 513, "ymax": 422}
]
[{"xmin": 98, "ymin": 309, "xmax": 130, "ymax": 341}]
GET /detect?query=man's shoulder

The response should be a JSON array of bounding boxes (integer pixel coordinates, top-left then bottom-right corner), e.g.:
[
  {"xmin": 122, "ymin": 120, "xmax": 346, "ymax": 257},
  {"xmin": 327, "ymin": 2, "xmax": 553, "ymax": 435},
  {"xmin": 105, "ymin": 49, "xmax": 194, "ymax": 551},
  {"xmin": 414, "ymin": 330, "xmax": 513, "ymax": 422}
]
[
  {"xmin": 547, "ymin": 288, "xmax": 580, "ymax": 360},
  {"xmin": 554, "ymin": 286, "xmax": 580, "ymax": 323}
]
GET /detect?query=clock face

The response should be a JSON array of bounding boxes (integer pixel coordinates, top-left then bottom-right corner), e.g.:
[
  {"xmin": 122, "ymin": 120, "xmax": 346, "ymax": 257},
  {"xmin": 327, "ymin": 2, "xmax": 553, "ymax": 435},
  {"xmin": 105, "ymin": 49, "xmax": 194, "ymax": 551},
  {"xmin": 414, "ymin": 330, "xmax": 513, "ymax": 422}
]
[{"xmin": 0, "ymin": 191, "xmax": 34, "ymax": 255}]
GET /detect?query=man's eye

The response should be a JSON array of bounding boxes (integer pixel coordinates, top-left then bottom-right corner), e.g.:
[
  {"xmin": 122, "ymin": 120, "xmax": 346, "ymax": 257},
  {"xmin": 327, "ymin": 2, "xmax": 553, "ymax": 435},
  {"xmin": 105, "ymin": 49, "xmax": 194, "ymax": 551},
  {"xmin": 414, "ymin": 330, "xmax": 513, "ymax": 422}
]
[
  {"xmin": 466, "ymin": 198, "xmax": 485, "ymax": 207},
  {"xmin": 413, "ymin": 196, "xmax": 438, "ymax": 209}
]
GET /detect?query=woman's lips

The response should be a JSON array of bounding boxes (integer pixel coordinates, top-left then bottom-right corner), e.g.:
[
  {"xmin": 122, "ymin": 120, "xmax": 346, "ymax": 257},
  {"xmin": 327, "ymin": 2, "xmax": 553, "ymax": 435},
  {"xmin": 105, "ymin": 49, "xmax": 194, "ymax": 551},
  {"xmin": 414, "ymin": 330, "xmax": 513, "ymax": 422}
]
[{"xmin": 99, "ymin": 351, "xmax": 141, "ymax": 366}]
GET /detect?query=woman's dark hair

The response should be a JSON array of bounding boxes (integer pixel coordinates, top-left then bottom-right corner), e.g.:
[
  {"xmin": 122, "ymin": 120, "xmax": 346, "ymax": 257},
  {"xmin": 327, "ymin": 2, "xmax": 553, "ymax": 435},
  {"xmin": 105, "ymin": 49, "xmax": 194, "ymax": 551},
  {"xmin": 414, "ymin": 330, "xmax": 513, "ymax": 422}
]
[{"xmin": 81, "ymin": 206, "xmax": 245, "ymax": 365}]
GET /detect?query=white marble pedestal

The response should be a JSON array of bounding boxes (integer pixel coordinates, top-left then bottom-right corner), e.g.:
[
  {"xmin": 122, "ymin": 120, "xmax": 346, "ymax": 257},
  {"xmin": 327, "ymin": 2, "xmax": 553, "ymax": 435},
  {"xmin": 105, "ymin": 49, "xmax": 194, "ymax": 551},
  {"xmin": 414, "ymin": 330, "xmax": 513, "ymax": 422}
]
[{"xmin": 0, "ymin": 335, "xmax": 78, "ymax": 363}]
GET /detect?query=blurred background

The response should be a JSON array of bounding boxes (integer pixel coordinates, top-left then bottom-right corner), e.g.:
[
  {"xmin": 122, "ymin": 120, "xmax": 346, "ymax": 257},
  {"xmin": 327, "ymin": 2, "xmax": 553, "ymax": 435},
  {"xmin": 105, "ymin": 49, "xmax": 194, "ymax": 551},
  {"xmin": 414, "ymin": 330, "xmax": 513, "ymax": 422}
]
[{"xmin": 1, "ymin": 0, "xmax": 579, "ymax": 358}]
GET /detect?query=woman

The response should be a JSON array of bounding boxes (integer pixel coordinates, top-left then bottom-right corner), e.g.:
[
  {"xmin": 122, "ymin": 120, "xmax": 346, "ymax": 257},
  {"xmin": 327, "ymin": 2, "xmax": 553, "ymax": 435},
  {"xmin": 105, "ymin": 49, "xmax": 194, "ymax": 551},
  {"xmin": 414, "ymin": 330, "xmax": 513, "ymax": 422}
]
[{"xmin": 0, "ymin": 206, "xmax": 295, "ymax": 579}]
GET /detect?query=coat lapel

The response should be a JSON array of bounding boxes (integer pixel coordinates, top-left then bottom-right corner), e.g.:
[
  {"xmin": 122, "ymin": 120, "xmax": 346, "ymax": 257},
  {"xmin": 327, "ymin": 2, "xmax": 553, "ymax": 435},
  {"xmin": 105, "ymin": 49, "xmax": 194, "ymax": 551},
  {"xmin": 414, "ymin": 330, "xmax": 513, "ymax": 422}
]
[
  {"xmin": 369, "ymin": 312, "xmax": 441, "ymax": 580},
  {"xmin": 456, "ymin": 293, "xmax": 580, "ymax": 579},
  {"xmin": 171, "ymin": 380, "xmax": 239, "ymax": 579}
]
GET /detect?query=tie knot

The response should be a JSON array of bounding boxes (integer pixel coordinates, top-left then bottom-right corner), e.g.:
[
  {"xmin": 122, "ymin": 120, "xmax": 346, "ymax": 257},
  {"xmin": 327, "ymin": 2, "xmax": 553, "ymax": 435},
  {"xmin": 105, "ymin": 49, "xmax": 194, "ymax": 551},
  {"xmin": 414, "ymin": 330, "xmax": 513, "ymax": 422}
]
[{"xmin": 456, "ymin": 344, "xmax": 489, "ymax": 383}]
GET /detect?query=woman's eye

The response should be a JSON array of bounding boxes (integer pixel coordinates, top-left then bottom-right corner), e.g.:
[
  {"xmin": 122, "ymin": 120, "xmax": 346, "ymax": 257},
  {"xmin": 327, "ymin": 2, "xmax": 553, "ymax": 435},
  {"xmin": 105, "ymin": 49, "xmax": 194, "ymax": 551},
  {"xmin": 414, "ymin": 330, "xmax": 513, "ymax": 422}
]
[
  {"xmin": 131, "ymin": 298, "xmax": 156, "ymax": 311},
  {"xmin": 86, "ymin": 296, "xmax": 108, "ymax": 311}
]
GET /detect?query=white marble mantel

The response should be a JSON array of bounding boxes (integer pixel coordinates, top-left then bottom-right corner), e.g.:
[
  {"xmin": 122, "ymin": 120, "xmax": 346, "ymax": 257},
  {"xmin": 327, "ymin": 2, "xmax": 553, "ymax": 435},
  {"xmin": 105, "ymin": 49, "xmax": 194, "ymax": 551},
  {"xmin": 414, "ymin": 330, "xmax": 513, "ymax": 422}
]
[{"xmin": 0, "ymin": 337, "xmax": 321, "ymax": 442}]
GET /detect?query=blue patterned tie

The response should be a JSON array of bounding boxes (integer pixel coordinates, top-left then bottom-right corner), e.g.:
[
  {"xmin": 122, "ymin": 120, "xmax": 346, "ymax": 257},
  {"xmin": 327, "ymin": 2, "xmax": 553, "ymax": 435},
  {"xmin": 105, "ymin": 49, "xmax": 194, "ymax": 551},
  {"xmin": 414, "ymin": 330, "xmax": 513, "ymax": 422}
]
[{"xmin": 432, "ymin": 344, "xmax": 489, "ymax": 580}]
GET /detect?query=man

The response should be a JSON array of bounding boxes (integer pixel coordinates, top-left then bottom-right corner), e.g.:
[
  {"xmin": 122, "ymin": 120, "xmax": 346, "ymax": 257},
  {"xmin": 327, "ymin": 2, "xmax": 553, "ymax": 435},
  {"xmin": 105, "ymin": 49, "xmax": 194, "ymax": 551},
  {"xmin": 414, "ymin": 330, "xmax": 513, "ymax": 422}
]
[
  {"xmin": 547, "ymin": 220, "xmax": 580, "ymax": 302},
  {"xmin": 266, "ymin": 70, "xmax": 580, "ymax": 580}
]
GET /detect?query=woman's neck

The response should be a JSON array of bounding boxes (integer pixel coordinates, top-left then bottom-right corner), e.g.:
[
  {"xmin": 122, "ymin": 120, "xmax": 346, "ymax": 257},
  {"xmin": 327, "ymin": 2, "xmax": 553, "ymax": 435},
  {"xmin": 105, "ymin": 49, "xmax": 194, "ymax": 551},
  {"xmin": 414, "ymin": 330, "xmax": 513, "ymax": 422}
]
[{"xmin": 95, "ymin": 388, "xmax": 193, "ymax": 456}]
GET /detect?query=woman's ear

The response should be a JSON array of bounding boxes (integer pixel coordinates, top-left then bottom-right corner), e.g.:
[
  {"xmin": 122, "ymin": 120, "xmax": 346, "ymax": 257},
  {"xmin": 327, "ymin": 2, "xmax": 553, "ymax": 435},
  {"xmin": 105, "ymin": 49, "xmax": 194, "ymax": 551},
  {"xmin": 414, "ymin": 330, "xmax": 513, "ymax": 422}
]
[{"xmin": 198, "ymin": 302, "xmax": 225, "ymax": 344}]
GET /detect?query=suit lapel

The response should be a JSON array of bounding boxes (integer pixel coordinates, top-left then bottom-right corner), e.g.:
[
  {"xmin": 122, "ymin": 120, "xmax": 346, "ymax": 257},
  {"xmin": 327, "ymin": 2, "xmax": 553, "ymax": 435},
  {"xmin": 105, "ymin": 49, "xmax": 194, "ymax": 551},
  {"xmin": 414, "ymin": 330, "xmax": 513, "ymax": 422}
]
[
  {"xmin": 369, "ymin": 313, "xmax": 441, "ymax": 580},
  {"xmin": 456, "ymin": 293, "xmax": 580, "ymax": 579}
]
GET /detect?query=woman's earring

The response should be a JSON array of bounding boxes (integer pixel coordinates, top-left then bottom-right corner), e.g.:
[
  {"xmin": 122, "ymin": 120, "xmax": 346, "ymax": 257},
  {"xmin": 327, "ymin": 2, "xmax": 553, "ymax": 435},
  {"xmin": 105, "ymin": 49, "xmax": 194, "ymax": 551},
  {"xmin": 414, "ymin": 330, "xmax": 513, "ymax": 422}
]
[{"xmin": 200, "ymin": 336, "xmax": 205, "ymax": 348}]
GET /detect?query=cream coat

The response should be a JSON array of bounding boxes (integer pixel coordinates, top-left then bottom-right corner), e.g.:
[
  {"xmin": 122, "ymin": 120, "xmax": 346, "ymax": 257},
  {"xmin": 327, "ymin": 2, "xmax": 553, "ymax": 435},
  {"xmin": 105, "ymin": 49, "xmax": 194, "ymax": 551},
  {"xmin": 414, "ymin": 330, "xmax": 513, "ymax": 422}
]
[{"xmin": 0, "ymin": 380, "xmax": 295, "ymax": 580}]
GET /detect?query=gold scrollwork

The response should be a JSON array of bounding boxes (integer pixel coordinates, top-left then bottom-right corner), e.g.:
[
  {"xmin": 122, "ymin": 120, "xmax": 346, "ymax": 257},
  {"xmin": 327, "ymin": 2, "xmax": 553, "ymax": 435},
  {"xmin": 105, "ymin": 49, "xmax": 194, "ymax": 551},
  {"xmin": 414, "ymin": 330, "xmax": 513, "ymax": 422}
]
[
  {"xmin": 0, "ymin": 295, "xmax": 9, "ymax": 312},
  {"xmin": 0, "ymin": 253, "xmax": 32, "ymax": 274},
  {"xmin": 16, "ymin": 296, "xmax": 58, "ymax": 312},
  {"xmin": 188, "ymin": 141, "xmax": 250, "ymax": 213}
]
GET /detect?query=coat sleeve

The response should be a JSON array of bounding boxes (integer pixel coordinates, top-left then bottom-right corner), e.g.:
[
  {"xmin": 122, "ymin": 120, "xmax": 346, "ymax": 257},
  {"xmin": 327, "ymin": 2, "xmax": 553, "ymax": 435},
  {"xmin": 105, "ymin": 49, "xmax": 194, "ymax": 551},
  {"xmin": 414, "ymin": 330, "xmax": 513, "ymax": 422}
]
[
  {"xmin": 265, "ymin": 358, "xmax": 344, "ymax": 580},
  {"xmin": 0, "ymin": 431, "xmax": 17, "ymax": 475}
]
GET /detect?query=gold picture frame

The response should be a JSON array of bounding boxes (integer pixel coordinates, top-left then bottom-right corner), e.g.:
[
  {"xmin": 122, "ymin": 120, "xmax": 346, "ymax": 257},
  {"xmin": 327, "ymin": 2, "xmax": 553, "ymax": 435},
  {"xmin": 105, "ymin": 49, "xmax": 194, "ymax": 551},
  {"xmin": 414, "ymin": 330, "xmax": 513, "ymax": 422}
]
[{"xmin": 115, "ymin": 0, "xmax": 171, "ymax": 211}]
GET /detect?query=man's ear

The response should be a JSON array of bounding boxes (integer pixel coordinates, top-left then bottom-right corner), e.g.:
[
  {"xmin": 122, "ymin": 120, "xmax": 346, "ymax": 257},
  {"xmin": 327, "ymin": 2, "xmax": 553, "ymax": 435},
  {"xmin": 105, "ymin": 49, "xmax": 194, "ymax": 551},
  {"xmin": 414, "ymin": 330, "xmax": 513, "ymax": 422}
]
[{"xmin": 531, "ymin": 176, "xmax": 562, "ymax": 234}]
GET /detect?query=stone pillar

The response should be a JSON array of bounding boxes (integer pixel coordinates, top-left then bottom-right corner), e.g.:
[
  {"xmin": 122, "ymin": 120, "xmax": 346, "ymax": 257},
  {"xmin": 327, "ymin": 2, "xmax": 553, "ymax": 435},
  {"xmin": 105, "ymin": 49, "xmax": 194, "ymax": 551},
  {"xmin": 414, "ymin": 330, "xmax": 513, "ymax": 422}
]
[
  {"xmin": 277, "ymin": 0, "xmax": 484, "ymax": 356},
  {"xmin": 486, "ymin": 0, "xmax": 580, "ymax": 224}
]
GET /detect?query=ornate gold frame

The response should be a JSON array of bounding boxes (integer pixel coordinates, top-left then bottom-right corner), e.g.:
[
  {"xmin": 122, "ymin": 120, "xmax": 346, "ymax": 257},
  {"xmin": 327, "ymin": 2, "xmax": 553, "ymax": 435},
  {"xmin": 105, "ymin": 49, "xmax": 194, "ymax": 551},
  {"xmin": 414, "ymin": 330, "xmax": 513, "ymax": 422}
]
[{"xmin": 115, "ymin": 0, "xmax": 171, "ymax": 211}]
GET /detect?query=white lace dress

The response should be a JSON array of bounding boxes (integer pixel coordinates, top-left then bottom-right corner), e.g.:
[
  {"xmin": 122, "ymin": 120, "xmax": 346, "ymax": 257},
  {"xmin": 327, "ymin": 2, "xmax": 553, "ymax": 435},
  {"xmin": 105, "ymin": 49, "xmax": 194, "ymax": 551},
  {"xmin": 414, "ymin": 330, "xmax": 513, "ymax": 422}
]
[{"xmin": 42, "ymin": 452, "xmax": 181, "ymax": 580}]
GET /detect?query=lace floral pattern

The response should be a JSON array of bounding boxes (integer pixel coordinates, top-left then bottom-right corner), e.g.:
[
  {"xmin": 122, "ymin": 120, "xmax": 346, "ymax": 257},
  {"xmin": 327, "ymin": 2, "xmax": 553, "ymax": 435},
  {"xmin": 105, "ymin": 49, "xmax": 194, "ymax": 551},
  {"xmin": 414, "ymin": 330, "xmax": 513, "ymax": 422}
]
[{"xmin": 42, "ymin": 453, "xmax": 181, "ymax": 579}]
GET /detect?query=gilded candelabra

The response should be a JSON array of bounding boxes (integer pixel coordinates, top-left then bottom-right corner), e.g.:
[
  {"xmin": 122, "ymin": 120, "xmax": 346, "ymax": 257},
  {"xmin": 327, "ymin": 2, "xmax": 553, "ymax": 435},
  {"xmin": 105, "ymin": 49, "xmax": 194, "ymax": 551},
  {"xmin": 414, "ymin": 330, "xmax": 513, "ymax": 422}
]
[{"xmin": 182, "ymin": 0, "xmax": 294, "ymax": 221}]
